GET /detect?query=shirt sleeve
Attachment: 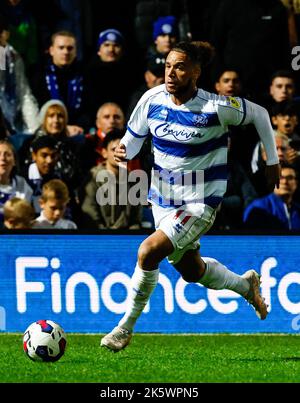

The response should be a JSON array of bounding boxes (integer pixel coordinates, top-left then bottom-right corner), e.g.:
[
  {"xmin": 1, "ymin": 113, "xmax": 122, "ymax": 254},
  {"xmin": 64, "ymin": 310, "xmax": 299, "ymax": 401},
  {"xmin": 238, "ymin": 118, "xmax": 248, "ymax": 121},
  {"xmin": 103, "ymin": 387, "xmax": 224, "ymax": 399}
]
[
  {"xmin": 215, "ymin": 96, "xmax": 246, "ymax": 126},
  {"xmin": 242, "ymin": 99, "xmax": 279, "ymax": 166},
  {"xmin": 215, "ymin": 95, "xmax": 279, "ymax": 166},
  {"xmin": 121, "ymin": 90, "xmax": 152, "ymax": 160}
]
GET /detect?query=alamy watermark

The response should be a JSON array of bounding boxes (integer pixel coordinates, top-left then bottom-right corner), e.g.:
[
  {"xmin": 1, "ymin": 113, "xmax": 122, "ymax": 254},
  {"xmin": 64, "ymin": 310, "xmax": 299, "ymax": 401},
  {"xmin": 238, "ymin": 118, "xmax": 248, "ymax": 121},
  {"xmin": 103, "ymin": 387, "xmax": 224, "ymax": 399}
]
[{"xmin": 95, "ymin": 164, "xmax": 205, "ymax": 207}]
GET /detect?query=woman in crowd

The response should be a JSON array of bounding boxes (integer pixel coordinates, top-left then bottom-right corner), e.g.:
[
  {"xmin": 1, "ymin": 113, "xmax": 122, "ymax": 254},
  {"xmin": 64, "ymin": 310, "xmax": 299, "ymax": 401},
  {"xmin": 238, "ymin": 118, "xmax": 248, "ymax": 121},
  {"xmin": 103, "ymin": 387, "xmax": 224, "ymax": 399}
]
[{"xmin": 0, "ymin": 139, "xmax": 32, "ymax": 227}]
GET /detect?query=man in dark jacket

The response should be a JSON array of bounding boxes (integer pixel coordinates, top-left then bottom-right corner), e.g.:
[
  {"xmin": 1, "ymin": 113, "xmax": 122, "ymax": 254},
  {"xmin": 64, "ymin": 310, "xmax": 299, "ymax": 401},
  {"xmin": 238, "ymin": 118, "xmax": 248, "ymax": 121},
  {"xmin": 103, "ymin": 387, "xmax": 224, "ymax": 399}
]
[
  {"xmin": 84, "ymin": 28, "xmax": 136, "ymax": 123},
  {"xmin": 30, "ymin": 30, "xmax": 88, "ymax": 134}
]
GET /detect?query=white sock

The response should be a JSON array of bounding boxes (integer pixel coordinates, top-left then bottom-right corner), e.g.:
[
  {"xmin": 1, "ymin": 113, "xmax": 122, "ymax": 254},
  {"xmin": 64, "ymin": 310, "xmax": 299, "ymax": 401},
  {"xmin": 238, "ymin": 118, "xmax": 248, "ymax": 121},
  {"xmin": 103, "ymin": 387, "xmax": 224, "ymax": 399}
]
[
  {"xmin": 118, "ymin": 263, "xmax": 159, "ymax": 332},
  {"xmin": 200, "ymin": 257, "xmax": 249, "ymax": 296}
]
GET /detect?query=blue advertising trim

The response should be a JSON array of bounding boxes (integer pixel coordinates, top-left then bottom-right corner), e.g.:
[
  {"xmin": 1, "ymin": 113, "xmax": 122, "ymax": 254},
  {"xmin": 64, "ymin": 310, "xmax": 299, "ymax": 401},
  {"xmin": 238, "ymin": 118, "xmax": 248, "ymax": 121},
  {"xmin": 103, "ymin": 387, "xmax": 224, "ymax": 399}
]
[{"xmin": 0, "ymin": 233, "xmax": 299, "ymax": 334}]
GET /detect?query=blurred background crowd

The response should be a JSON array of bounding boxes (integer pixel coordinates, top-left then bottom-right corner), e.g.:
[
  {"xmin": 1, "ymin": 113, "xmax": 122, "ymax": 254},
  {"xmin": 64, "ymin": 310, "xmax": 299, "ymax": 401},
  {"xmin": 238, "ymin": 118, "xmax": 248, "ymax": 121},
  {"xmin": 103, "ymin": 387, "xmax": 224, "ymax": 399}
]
[{"xmin": 1, "ymin": 0, "xmax": 300, "ymax": 232}]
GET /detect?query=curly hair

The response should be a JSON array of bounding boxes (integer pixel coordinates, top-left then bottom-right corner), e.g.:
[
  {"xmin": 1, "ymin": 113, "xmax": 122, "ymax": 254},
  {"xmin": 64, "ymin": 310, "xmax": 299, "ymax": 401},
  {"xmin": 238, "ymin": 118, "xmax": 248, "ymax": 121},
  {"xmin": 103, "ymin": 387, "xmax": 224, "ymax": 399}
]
[{"xmin": 171, "ymin": 41, "xmax": 215, "ymax": 68}]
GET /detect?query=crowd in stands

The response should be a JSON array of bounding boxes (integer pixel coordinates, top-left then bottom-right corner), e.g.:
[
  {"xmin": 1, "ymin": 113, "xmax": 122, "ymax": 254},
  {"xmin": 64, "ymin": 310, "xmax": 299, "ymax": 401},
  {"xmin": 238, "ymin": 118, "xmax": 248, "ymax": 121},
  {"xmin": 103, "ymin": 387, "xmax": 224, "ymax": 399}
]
[{"xmin": 1, "ymin": 0, "xmax": 300, "ymax": 232}]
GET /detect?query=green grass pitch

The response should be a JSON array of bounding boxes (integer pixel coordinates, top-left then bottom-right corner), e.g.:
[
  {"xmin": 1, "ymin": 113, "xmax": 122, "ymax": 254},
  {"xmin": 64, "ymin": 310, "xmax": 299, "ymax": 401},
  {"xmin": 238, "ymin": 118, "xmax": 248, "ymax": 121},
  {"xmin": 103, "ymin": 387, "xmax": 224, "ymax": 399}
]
[{"xmin": 0, "ymin": 334, "xmax": 299, "ymax": 383}]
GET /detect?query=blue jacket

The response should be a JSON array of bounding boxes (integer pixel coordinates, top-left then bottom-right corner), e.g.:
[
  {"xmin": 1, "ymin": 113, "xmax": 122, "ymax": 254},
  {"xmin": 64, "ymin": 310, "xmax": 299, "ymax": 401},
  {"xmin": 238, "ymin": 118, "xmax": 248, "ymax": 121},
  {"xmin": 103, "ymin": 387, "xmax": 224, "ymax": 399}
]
[{"xmin": 243, "ymin": 193, "xmax": 300, "ymax": 230}]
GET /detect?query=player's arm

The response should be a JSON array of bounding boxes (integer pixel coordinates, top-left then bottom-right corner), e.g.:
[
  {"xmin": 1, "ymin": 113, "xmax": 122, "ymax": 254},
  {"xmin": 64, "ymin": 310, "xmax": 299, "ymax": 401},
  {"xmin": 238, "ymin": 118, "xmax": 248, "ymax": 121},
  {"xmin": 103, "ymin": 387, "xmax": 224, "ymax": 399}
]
[
  {"xmin": 114, "ymin": 89, "xmax": 153, "ymax": 163},
  {"xmin": 114, "ymin": 128, "xmax": 147, "ymax": 162},
  {"xmin": 242, "ymin": 100, "xmax": 280, "ymax": 192}
]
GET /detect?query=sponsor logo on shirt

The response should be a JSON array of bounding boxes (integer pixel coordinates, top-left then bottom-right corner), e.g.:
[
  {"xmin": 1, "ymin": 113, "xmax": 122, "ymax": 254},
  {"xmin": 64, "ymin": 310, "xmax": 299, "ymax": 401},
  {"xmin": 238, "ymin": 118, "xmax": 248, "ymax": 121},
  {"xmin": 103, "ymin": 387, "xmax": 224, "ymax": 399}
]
[{"xmin": 154, "ymin": 122, "xmax": 205, "ymax": 141}]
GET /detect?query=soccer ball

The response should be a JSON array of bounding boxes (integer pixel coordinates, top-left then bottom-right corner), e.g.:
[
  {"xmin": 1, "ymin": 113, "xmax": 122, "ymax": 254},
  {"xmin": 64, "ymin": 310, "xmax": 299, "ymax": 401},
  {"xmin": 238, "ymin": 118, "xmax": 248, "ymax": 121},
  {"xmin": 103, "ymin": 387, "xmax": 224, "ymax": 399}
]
[{"xmin": 23, "ymin": 320, "xmax": 67, "ymax": 362}]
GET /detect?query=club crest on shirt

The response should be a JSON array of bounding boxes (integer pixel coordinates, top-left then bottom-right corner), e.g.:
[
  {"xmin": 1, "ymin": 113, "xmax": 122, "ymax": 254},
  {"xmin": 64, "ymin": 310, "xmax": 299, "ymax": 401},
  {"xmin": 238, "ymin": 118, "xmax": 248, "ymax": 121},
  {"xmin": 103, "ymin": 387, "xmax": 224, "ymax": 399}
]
[
  {"xmin": 193, "ymin": 114, "xmax": 208, "ymax": 127},
  {"xmin": 226, "ymin": 96, "xmax": 241, "ymax": 109}
]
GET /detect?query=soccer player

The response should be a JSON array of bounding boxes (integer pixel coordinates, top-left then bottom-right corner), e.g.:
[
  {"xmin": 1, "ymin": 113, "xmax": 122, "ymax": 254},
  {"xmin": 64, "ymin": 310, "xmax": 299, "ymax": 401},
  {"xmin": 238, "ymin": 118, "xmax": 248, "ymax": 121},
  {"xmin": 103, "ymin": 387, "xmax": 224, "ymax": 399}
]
[{"xmin": 100, "ymin": 41, "xmax": 281, "ymax": 352}]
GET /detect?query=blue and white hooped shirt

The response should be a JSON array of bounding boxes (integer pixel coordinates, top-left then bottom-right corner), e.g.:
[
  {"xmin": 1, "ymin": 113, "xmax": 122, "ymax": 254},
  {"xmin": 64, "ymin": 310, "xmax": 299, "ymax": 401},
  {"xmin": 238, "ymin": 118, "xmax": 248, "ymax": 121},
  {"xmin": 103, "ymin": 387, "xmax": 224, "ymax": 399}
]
[{"xmin": 123, "ymin": 84, "xmax": 247, "ymax": 209}]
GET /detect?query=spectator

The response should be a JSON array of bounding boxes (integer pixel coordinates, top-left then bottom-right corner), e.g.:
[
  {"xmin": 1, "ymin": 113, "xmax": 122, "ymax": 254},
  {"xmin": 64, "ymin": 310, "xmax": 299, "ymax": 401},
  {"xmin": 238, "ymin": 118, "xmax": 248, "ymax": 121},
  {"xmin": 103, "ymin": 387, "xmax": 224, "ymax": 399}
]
[
  {"xmin": 30, "ymin": 30, "xmax": 87, "ymax": 135},
  {"xmin": 213, "ymin": 69, "xmax": 251, "ymax": 213},
  {"xmin": 82, "ymin": 102, "xmax": 126, "ymax": 172},
  {"xmin": 3, "ymin": 196, "xmax": 34, "ymax": 229},
  {"xmin": 259, "ymin": 70, "xmax": 300, "ymax": 121},
  {"xmin": 127, "ymin": 55, "xmax": 165, "ymax": 118},
  {"xmin": 32, "ymin": 178, "xmax": 77, "ymax": 229},
  {"xmin": 19, "ymin": 99, "xmax": 83, "ymax": 191},
  {"xmin": 214, "ymin": 69, "xmax": 242, "ymax": 97},
  {"xmin": 251, "ymin": 101, "xmax": 300, "ymax": 181},
  {"xmin": 0, "ymin": 139, "xmax": 32, "ymax": 227},
  {"xmin": 146, "ymin": 15, "xmax": 178, "ymax": 63},
  {"xmin": 0, "ymin": 0, "xmax": 39, "ymax": 74},
  {"xmin": 22, "ymin": 135, "xmax": 60, "ymax": 213},
  {"xmin": 0, "ymin": 14, "xmax": 39, "ymax": 136},
  {"xmin": 243, "ymin": 164, "xmax": 300, "ymax": 230},
  {"xmin": 212, "ymin": 138, "xmax": 258, "ymax": 230},
  {"xmin": 126, "ymin": 56, "xmax": 166, "ymax": 186},
  {"xmin": 84, "ymin": 1, "xmax": 137, "ymax": 63},
  {"xmin": 84, "ymin": 28, "xmax": 134, "ymax": 122},
  {"xmin": 133, "ymin": 1, "xmax": 190, "ymax": 52},
  {"xmin": 50, "ymin": 0, "xmax": 85, "ymax": 62},
  {"xmin": 81, "ymin": 128, "xmax": 142, "ymax": 230},
  {"xmin": 251, "ymin": 133, "xmax": 290, "ymax": 197},
  {"xmin": 271, "ymin": 101, "xmax": 300, "ymax": 166},
  {"xmin": 269, "ymin": 70, "xmax": 296, "ymax": 103},
  {"xmin": 214, "ymin": 68, "xmax": 259, "ymax": 172},
  {"xmin": 210, "ymin": 0, "xmax": 290, "ymax": 98},
  {"xmin": 82, "ymin": 102, "xmax": 140, "ymax": 174}
]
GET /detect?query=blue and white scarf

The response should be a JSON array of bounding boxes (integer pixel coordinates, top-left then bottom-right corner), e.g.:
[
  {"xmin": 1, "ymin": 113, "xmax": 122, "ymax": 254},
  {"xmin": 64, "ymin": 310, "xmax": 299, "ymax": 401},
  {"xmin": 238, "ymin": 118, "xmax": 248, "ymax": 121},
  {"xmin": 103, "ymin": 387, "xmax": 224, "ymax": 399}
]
[{"xmin": 45, "ymin": 63, "xmax": 83, "ymax": 114}]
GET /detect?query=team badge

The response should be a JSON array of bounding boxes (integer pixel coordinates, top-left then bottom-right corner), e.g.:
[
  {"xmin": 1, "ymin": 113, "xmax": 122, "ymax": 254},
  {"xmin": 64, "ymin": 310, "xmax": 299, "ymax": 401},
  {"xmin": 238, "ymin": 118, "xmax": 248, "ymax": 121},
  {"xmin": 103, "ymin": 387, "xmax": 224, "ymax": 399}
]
[{"xmin": 193, "ymin": 114, "xmax": 208, "ymax": 127}]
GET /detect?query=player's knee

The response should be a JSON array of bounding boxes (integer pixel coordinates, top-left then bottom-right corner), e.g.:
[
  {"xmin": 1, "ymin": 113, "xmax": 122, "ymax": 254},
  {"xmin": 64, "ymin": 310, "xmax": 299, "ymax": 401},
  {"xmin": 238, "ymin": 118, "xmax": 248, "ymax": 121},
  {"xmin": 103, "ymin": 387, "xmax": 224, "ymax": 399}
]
[
  {"xmin": 138, "ymin": 240, "xmax": 161, "ymax": 268},
  {"xmin": 181, "ymin": 271, "xmax": 201, "ymax": 283}
]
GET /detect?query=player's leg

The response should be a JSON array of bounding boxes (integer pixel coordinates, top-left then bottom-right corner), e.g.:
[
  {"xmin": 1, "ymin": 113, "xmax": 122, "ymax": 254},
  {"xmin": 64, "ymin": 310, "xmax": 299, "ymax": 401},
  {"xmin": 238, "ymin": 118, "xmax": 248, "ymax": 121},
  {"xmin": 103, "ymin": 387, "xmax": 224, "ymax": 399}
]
[
  {"xmin": 100, "ymin": 229, "xmax": 173, "ymax": 352},
  {"xmin": 173, "ymin": 250, "xmax": 268, "ymax": 320},
  {"xmin": 118, "ymin": 229, "xmax": 173, "ymax": 330}
]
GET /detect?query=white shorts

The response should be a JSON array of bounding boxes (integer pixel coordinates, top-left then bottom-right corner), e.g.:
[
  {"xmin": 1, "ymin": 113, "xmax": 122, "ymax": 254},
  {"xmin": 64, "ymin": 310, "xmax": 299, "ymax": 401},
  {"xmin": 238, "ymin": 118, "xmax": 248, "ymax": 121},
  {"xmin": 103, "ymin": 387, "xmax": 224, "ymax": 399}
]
[{"xmin": 151, "ymin": 202, "xmax": 216, "ymax": 265}]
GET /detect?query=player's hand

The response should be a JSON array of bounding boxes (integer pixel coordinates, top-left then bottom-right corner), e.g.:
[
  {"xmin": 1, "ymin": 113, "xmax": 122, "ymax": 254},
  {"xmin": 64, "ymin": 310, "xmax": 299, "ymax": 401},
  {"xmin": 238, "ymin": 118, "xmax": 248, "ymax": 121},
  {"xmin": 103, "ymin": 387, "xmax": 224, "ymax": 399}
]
[
  {"xmin": 265, "ymin": 163, "xmax": 281, "ymax": 192},
  {"xmin": 114, "ymin": 143, "xmax": 127, "ymax": 162}
]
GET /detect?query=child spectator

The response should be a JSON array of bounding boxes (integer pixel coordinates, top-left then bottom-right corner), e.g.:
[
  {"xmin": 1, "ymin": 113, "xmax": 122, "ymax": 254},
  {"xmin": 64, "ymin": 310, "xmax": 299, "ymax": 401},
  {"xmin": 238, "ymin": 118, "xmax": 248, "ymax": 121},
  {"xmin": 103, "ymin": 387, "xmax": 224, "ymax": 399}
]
[
  {"xmin": 22, "ymin": 135, "xmax": 59, "ymax": 213},
  {"xmin": 3, "ymin": 196, "xmax": 34, "ymax": 229},
  {"xmin": 271, "ymin": 101, "xmax": 300, "ymax": 164},
  {"xmin": 80, "ymin": 128, "xmax": 142, "ymax": 230},
  {"xmin": 33, "ymin": 179, "xmax": 77, "ymax": 229}
]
